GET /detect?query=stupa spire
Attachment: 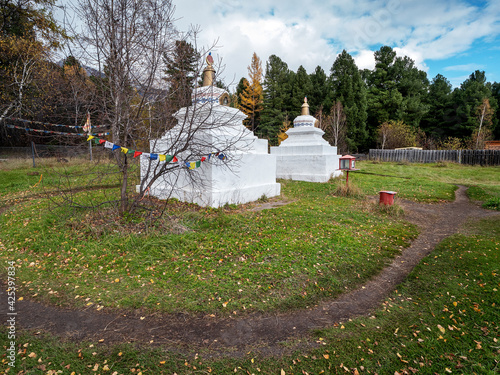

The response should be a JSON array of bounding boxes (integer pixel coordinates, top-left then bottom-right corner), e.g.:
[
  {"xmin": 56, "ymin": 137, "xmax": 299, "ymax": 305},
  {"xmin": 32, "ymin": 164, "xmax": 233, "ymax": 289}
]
[
  {"xmin": 202, "ymin": 52, "xmax": 216, "ymax": 87},
  {"xmin": 301, "ymin": 97, "xmax": 310, "ymax": 116}
]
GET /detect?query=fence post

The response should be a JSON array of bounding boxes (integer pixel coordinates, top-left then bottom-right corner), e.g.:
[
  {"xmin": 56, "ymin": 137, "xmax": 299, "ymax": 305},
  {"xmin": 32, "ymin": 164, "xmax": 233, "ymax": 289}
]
[{"xmin": 31, "ymin": 142, "xmax": 36, "ymax": 168}]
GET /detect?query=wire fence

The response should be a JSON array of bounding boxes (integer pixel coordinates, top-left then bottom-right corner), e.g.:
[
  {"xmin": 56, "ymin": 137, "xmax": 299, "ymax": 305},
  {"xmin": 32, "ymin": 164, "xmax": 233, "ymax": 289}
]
[{"xmin": 0, "ymin": 144, "xmax": 108, "ymax": 161}]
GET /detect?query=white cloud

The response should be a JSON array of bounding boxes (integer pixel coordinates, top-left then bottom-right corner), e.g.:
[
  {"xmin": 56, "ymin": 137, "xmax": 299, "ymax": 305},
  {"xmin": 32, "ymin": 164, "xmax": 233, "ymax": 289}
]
[
  {"xmin": 444, "ymin": 63, "xmax": 485, "ymax": 71},
  {"xmin": 352, "ymin": 49, "xmax": 376, "ymax": 71},
  {"xmin": 68, "ymin": 0, "xmax": 500, "ymax": 89}
]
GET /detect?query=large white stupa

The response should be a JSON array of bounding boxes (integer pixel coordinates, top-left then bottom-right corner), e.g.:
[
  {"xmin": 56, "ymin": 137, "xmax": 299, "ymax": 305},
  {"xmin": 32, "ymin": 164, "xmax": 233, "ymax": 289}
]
[
  {"xmin": 138, "ymin": 55, "xmax": 280, "ymax": 207},
  {"xmin": 270, "ymin": 98, "xmax": 342, "ymax": 182}
]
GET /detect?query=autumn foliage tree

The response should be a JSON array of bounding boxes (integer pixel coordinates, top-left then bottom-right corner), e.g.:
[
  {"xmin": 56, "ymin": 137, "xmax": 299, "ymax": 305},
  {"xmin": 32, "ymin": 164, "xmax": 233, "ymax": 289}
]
[
  {"xmin": 473, "ymin": 98, "xmax": 494, "ymax": 149},
  {"xmin": 0, "ymin": 0, "xmax": 67, "ymax": 134},
  {"xmin": 239, "ymin": 52, "xmax": 263, "ymax": 132},
  {"xmin": 277, "ymin": 115, "xmax": 291, "ymax": 145},
  {"xmin": 377, "ymin": 120, "xmax": 417, "ymax": 150}
]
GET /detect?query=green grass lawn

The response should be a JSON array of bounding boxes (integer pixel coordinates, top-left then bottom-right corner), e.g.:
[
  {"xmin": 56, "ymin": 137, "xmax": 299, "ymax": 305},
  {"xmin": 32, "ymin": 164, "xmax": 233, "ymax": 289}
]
[
  {"xmin": 1, "ymin": 160, "xmax": 499, "ymax": 374},
  {"xmin": 1, "ymin": 213, "xmax": 498, "ymax": 374},
  {"xmin": 1, "ymin": 176, "xmax": 416, "ymax": 314}
]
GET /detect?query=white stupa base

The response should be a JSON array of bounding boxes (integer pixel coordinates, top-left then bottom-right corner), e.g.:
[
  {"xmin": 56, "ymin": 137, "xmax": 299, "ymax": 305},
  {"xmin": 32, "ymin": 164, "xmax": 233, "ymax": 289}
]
[
  {"xmin": 274, "ymin": 154, "xmax": 342, "ymax": 182},
  {"xmin": 138, "ymin": 153, "xmax": 280, "ymax": 208},
  {"xmin": 163, "ymin": 182, "xmax": 281, "ymax": 207},
  {"xmin": 271, "ymin": 120, "xmax": 342, "ymax": 183}
]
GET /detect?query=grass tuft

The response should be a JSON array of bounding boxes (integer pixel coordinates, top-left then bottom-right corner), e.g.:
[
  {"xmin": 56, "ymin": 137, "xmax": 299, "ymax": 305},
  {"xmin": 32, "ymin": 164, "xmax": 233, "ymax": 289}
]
[
  {"xmin": 482, "ymin": 196, "xmax": 500, "ymax": 210},
  {"xmin": 371, "ymin": 201, "xmax": 405, "ymax": 217},
  {"xmin": 433, "ymin": 160, "xmax": 453, "ymax": 168},
  {"xmin": 329, "ymin": 177, "xmax": 363, "ymax": 198}
]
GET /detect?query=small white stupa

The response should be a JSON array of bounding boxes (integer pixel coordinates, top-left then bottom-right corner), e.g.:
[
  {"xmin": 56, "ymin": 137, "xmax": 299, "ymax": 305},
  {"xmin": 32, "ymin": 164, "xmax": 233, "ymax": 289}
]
[
  {"xmin": 270, "ymin": 98, "xmax": 342, "ymax": 182},
  {"xmin": 138, "ymin": 54, "xmax": 280, "ymax": 207}
]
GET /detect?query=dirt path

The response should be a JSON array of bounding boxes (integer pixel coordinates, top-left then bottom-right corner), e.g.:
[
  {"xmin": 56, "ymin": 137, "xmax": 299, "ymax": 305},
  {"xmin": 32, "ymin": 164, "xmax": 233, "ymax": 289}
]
[{"xmin": 1, "ymin": 186, "xmax": 499, "ymax": 357}]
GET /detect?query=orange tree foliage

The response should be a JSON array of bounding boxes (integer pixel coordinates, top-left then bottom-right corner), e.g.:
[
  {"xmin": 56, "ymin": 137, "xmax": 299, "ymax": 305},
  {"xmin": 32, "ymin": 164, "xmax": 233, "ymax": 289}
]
[{"xmin": 239, "ymin": 52, "xmax": 263, "ymax": 132}]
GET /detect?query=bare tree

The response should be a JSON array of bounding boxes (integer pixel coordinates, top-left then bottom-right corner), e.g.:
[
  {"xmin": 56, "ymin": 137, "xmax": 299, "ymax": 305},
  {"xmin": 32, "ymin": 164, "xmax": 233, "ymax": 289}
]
[
  {"xmin": 320, "ymin": 100, "xmax": 347, "ymax": 152},
  {"xmin": 330, "ymin": 101, "xmax": 346, "ymax": 148},
  {"xmin": 72, "ymin": 0, "xmax": 177, "ymax": 213},
  {"xmin": 63, "ymin": 0, "xmax": 252, "ymax": 215},
  {"xmin": 474, "ymin": 98, "xmax": 494, "ymax": 149}
]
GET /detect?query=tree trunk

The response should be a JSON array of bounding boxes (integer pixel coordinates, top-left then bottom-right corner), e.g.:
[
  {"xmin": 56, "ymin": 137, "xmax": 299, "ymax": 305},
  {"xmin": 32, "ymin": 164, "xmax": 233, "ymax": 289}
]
[{"xmin": 476, "ymin": 104, "xmax": 486, "ymax": 150}]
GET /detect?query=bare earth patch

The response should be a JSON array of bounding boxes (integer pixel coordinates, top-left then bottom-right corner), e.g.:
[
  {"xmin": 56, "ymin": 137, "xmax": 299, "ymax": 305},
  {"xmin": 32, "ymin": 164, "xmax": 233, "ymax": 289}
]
[{"xmin": 1, "ymin": 186, "xmax": 499, "ymax": 357}]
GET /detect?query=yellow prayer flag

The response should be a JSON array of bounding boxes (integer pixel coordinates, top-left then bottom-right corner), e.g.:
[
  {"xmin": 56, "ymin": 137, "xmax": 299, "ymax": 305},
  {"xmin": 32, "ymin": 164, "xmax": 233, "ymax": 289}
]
[
  {"xmin": 121, "ymin": 147, "xmax": 129, "ymax": 154},
  {"xmin": 159, "ymin": 154, "xmax": 166, "ymax": 161},
  {"xmin": 189, "ymin": 162, "xmax": 196, "ymax": 170},
  {"xmin": 87, "ymin": 135, "xmax": 95, "ymax": 141}
]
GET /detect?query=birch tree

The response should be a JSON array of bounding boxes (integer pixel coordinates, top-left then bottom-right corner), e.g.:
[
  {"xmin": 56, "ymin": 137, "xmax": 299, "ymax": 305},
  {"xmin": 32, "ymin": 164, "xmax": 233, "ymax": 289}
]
[{"xmin": 474, "ymin": 98, "xmax": 494, "ymax": 149}]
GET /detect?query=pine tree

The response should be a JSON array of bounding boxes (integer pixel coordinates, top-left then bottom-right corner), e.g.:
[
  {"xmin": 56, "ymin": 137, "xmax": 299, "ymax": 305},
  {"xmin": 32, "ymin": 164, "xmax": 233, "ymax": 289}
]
[
  {"xmin": 239, "ymin": 52, "xmax": 263, "ymax": 132},
  {"xmin": 421, "ymin": 74, "xmax": 454, "ymax": 139},
  {"xmin": 260, "ymin": 54, "xmax": 292, "ymax": 144},
  {"xmin": 290, "ymin": 66, "xmax": 313, "ymax": 120},
  {"xmin": 164, "ymin": 40, "xmax": 199, "ymax": 111},
  {"xmin": 329, "ymin": 50, "xmax": 368, "ymax": 152},
  {"xmin": 491, "ymin": 82, "xmax": 500, "ymax": 139},
  {"xmin": 308, "ymin": 66, "xmax": 329, "ymax": 117},
  {"xmin": 452, "ymin": 70, "xmax": 498, "ymax": 139},
  {"xmin": 365, "ymin": 46, "xmax": 429, "ymax": 147},
  {"xmin": 365, "ymin": 46, "xmax": 403, "ymax": 142},
  {"xmin": 392, "ymin": 55, "xmax": 429, "ymax": 127}
]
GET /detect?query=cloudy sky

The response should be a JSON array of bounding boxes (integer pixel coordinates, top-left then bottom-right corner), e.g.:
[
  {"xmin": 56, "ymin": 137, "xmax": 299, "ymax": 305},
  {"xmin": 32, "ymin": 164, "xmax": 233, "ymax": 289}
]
[{"xmin": 171, "ymin": 0, "xmax": 500, "ymax": 89}]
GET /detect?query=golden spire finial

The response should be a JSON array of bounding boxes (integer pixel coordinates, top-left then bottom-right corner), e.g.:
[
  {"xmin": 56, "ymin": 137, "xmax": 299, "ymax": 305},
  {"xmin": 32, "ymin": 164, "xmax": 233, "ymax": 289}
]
[
  {"xmin": 301, "ymin": 97, "xmax": 310, "ymax": 116},
  {"xmin": 202, "ymin": 52, "xmax": 216, "ymax": 87}
]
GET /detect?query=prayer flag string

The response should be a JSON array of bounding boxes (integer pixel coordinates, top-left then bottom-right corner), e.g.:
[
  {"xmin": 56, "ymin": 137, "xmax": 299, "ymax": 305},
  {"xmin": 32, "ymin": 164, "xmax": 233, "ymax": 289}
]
[
  {"xmin": 4, "ymin": 117, "xmax": 108, "ymax": 130},
  {"xmin": 86, "ymin": 135, "xmax": 225, "ymax": 169},
  {"xmin": 4, "ymin": 119, "xmax": 224, "ymax": 169},
  {"xmin": 5, "ymin": 124, "xmax": 109, "ymax": 136}
]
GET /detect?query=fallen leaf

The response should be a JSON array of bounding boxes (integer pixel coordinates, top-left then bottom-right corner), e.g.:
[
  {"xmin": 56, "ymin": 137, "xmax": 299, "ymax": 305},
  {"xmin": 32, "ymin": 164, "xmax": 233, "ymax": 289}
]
[{"xmin": 437, "ymin": 324, "xmax": 445, "ymax": 334}]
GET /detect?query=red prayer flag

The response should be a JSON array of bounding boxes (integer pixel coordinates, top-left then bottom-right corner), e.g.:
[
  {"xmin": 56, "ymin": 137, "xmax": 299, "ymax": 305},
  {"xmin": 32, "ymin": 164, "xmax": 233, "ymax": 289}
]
[
  {"xmin": 99, "ymin": 139, "xmax": 106, "ymax": 144},
  {"xmin": 201, "ymin": 157, "xmax": 206, "ymax": 162},
  {"xmin": 133, "ymin": 151, "xmax": 143, "ymax": 158},
  {"xmin": 172, "ymin": 156, "xmax": 178, "ymax": 162}
]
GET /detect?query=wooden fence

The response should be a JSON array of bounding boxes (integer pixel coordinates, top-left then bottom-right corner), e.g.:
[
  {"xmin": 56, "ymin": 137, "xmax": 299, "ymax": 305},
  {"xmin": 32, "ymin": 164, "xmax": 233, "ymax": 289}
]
[{"xmin": 369, "ymin": 149, "xmax": 500, "ymax": 166}]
